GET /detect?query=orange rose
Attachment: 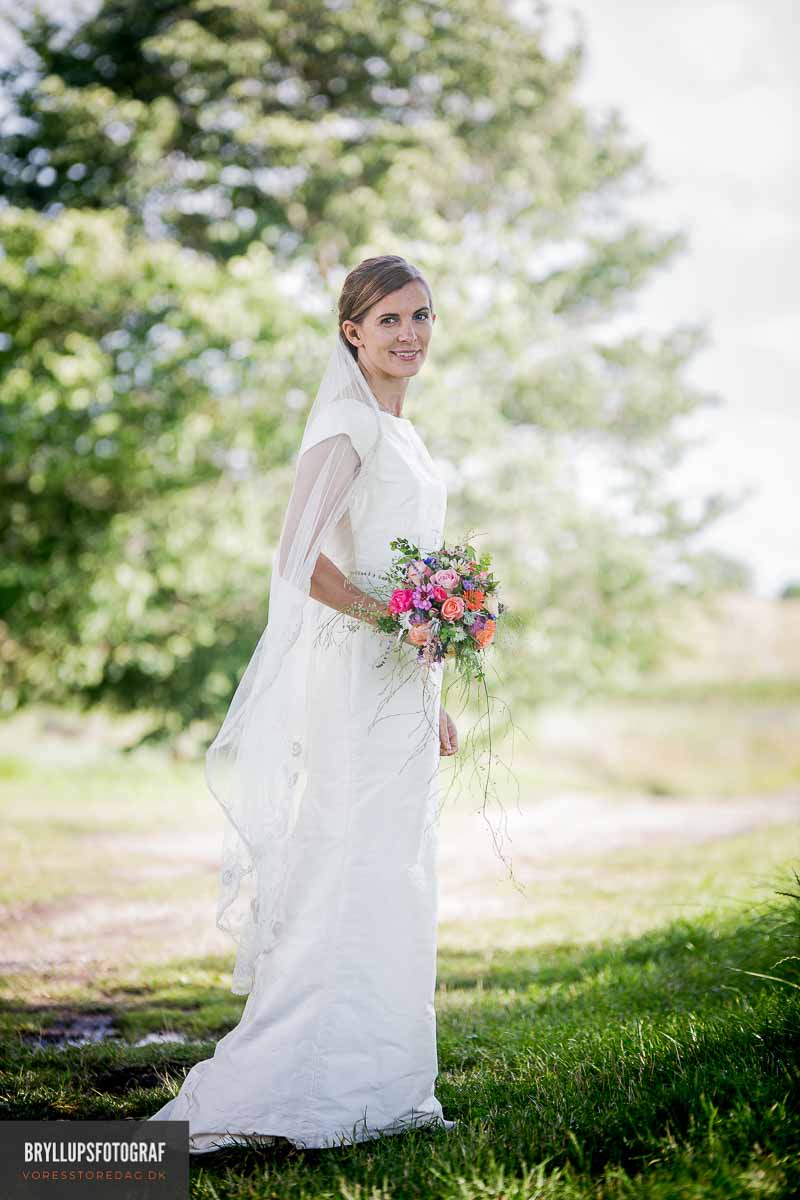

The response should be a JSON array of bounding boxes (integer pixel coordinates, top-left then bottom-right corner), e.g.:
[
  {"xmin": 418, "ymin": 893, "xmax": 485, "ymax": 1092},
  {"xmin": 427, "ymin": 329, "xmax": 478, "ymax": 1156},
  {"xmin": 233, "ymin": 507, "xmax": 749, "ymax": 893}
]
[
  {"xmin": 407, "ymin": 621, "xmax": 432, "ymax": 646},
  {"xmin": 440, "ymin": 596, "xmax": 465, "ymax": 622},
  {"xmin": 465, "ymin": 588, "xmax": 485, "ymax": 611},
  {"xmin": 475, "ymin": 619, "xmax": 496, "ymax": 648}
]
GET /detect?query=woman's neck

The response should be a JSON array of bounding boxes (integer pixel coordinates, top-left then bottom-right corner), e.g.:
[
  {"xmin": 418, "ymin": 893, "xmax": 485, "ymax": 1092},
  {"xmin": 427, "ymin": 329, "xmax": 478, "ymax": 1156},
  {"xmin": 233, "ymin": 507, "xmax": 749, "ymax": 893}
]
[{"xmin": 356, "ymin": 358, "xmax": 409, "ymax": 416}]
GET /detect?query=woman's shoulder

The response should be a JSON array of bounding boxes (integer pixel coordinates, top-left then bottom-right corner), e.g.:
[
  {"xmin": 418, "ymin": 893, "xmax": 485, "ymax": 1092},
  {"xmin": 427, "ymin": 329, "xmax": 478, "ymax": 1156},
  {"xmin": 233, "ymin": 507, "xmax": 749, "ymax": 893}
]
[{"xmin": 300, "ymin": 394, "xmax": 378, "ymax": 461}]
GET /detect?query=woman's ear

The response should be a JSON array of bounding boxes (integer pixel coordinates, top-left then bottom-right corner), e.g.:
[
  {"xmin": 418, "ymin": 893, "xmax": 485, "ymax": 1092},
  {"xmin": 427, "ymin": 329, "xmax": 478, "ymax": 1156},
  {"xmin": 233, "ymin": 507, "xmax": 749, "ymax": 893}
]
[{"xmin": 342, "ymin": 321, "xmax": 361, "ymax": 347}]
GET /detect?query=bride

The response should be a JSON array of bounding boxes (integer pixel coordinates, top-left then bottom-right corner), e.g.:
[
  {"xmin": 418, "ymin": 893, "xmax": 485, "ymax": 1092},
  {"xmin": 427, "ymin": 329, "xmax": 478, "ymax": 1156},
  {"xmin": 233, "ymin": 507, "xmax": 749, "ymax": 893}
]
[{"xmin": 147, "ymin": 255, "xmax": 459, "ymax": 1150}]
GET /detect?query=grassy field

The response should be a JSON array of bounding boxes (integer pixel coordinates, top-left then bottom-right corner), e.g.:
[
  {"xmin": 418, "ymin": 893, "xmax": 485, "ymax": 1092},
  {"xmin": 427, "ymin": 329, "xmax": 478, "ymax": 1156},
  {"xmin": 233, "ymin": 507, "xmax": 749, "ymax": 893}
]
[{"xmin": 1, "ymin": 591, "xmax": 799, "ymax": 1197}]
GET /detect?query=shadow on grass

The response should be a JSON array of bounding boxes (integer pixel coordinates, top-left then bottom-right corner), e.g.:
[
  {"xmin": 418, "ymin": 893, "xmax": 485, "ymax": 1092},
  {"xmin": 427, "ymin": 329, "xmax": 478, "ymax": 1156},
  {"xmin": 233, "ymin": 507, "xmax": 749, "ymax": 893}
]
[
  {"xmin": 439, "ymin": 901, "xmax": 796, "ymax": 1009},
  {"xmin": 1, "ymin": 888, "xmax": 798, "ymax": 1193}
]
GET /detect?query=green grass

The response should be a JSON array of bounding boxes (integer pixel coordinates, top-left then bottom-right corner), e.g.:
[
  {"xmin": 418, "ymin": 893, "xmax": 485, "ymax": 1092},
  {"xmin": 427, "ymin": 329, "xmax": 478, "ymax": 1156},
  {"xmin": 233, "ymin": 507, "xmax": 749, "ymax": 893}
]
[
  {"xmin": 606, "ymin": 677, "xmax": 800, "ymax": 706},
  {"xmin": 2, "ymin": 886, "xmax": 798, "ymax": 1198},
  {"xmin": 2, "ymin": 669, "xmax": 799, "ymax": 1197},
  {"xmin": 514, "ymin": 692, "xmax": 800, "ymax": 798}
]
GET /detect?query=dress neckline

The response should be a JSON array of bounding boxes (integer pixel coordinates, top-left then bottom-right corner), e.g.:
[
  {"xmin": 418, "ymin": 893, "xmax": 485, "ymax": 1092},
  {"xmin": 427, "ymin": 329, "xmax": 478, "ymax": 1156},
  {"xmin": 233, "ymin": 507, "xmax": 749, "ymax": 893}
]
[{"xmin": 377, "ymin": 406, "xmax": 412, "ymax": 425}]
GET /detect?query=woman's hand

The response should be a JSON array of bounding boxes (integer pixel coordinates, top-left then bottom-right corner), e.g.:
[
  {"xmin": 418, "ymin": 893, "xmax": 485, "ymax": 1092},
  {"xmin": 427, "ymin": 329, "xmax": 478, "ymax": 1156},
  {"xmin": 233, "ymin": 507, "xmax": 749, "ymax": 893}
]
[{"xmin": 439, "ymin": 706, "xmax": 458, "ymax": 756}]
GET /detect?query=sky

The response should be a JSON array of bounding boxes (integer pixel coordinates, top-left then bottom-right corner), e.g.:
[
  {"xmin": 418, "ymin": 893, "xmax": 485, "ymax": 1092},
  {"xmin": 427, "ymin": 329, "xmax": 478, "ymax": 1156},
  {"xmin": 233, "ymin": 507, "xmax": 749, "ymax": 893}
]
[{"xmin": 540, "ymin": 0, "xmax": 799, "ymax": 596}]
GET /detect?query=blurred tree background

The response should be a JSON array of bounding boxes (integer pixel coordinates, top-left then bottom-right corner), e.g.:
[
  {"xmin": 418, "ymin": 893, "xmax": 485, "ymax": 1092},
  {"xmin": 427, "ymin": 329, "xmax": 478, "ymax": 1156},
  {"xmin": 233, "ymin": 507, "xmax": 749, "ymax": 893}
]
[{"xmin": 0, "ymin": 0, "xmax": 738, "ymax": 742}]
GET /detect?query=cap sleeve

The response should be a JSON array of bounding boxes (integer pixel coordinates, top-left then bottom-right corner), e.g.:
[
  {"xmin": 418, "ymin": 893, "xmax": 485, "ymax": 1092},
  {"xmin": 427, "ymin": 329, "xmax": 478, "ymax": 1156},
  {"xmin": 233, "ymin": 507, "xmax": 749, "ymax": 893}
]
[{"xmin": 298, "ymin": 395, "xmax": 376, "ymax": 465}]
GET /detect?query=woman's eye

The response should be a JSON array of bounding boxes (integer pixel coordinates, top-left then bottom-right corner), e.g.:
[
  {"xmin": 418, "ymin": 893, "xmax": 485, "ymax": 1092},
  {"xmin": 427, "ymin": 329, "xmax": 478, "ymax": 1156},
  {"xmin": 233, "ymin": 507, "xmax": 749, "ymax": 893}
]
[{"xmin": 381, "ymin": 313, "xmax": 429, "ymax": 324}]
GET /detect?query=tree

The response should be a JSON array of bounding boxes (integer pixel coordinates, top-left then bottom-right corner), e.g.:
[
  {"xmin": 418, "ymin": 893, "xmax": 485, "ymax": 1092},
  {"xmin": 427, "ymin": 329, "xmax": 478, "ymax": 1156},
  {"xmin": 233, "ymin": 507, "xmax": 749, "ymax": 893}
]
[
  {"xmin": 0, "ymin": 0, "xmax": 734, "ymax": 731},
  {"xmin": 1, "ymin": 0, "xmax": 645, "ymax": 266}
]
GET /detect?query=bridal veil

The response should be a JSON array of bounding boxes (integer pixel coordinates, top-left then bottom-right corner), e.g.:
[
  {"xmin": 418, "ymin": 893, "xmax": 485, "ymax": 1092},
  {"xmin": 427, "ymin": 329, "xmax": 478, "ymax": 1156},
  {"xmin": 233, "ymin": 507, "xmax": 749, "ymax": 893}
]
[{"xmin": 205, "ymin": 334, "xmax": 386, "ymax": 994}]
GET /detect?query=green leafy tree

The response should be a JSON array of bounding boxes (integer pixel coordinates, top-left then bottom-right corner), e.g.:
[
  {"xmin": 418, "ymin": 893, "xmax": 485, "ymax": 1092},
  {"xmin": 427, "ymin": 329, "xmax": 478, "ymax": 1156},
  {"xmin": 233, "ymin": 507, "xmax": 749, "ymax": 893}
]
[
  {"xmin": 0, "ymin": 0, "xmax": 735, "ymax": 734},
  {"xmin": 0, "ymin": 203, "xmax": 322, "ymax": 727},
  {"xmin": 1, "ymin": 0, "xmax": 643, "ymax": 266}
]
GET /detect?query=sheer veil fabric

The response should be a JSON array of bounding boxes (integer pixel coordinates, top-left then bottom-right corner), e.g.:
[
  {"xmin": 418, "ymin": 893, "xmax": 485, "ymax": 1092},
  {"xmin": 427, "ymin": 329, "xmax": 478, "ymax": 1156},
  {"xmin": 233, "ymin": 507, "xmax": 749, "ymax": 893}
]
[{"xmin": 206, "ymin": 335, "xmax": 388, "ymax": 995}]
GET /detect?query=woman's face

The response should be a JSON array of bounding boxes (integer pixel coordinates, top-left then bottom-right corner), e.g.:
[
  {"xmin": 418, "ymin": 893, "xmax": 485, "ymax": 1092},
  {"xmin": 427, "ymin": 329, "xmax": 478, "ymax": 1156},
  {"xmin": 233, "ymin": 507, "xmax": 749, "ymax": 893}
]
[{"xmin": 343, "ymin": 279, "xmax": 435, "ymax": 380}]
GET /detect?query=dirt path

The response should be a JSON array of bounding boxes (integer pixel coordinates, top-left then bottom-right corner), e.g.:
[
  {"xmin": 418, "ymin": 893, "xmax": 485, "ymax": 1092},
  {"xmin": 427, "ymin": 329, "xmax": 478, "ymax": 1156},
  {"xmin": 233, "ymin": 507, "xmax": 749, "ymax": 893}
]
[
  {"xmin": 3, "ymin": 790, "xmax": 798, "ymax": 1000},
  {"xmin": 438, "ymin": 788, "xmax": 800, "ymax": 920}
]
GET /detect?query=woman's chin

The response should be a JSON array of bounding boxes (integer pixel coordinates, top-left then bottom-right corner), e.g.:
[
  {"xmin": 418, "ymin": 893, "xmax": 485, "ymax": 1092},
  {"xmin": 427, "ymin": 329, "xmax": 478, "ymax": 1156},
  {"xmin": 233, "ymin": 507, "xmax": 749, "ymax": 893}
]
[{"xmin": 386, "ymin": 353, "xmax": 424, "ymax": 375}]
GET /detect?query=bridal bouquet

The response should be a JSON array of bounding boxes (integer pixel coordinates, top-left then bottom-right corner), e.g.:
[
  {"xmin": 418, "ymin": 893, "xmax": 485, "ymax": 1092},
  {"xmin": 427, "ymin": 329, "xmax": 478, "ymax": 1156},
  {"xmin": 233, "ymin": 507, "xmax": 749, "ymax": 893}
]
[{"xmin": 370, "ymin": 535, "xmax": 505, "ymax": 680}]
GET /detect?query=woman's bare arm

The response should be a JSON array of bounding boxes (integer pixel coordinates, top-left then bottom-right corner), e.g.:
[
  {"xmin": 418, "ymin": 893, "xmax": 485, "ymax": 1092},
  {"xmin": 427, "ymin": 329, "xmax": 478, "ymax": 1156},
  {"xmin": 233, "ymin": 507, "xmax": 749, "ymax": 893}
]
[{"xmin": 310, "ymin": 553, "xmax": 386, "ymax": 628}]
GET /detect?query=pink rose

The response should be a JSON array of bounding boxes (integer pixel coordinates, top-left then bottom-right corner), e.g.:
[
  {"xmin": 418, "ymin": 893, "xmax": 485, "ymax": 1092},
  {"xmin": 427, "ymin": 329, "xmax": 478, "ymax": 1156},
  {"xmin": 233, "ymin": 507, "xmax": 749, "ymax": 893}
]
[
  {"xmin": 430, "ymin": 568, "xmax": 460, "ymax": 590},
  {"xmin": 431, "ymin": 585, "xmax": 448, "ymax": 602},
  {"xmin": 441, "ymin": 596, "xmax": 465, "ymax": 621},
  {"xmin": 388, "ymin": 588, "xmax": 414, "ymax": 615},
  {"xmin": 407, "ymin": 621, "xmax": 432, "ymax": 646}
]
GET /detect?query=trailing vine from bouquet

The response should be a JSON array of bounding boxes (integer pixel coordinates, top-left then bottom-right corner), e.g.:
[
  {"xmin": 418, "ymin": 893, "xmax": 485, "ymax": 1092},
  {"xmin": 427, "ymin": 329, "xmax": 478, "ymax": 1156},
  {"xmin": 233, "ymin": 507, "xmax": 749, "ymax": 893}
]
[{"xmin": 312, "ymin": 528, "xmax": 531, "ymax": 896}]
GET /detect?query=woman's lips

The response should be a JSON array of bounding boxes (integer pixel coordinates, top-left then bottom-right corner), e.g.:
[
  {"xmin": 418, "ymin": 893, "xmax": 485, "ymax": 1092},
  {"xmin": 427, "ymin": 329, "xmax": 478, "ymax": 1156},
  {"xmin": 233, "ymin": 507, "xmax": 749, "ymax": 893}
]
[{"xmin": 391, "ymin": 350, "xmax": 420, "ymax": 359}]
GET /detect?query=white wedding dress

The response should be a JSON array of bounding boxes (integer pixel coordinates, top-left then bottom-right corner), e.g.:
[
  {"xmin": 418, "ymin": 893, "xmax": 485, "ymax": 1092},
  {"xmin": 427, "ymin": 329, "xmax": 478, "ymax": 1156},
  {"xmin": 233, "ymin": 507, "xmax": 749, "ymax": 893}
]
[{"xmin": 148, "ymin": 403, "xmax": 450, "ymax": 1150}]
